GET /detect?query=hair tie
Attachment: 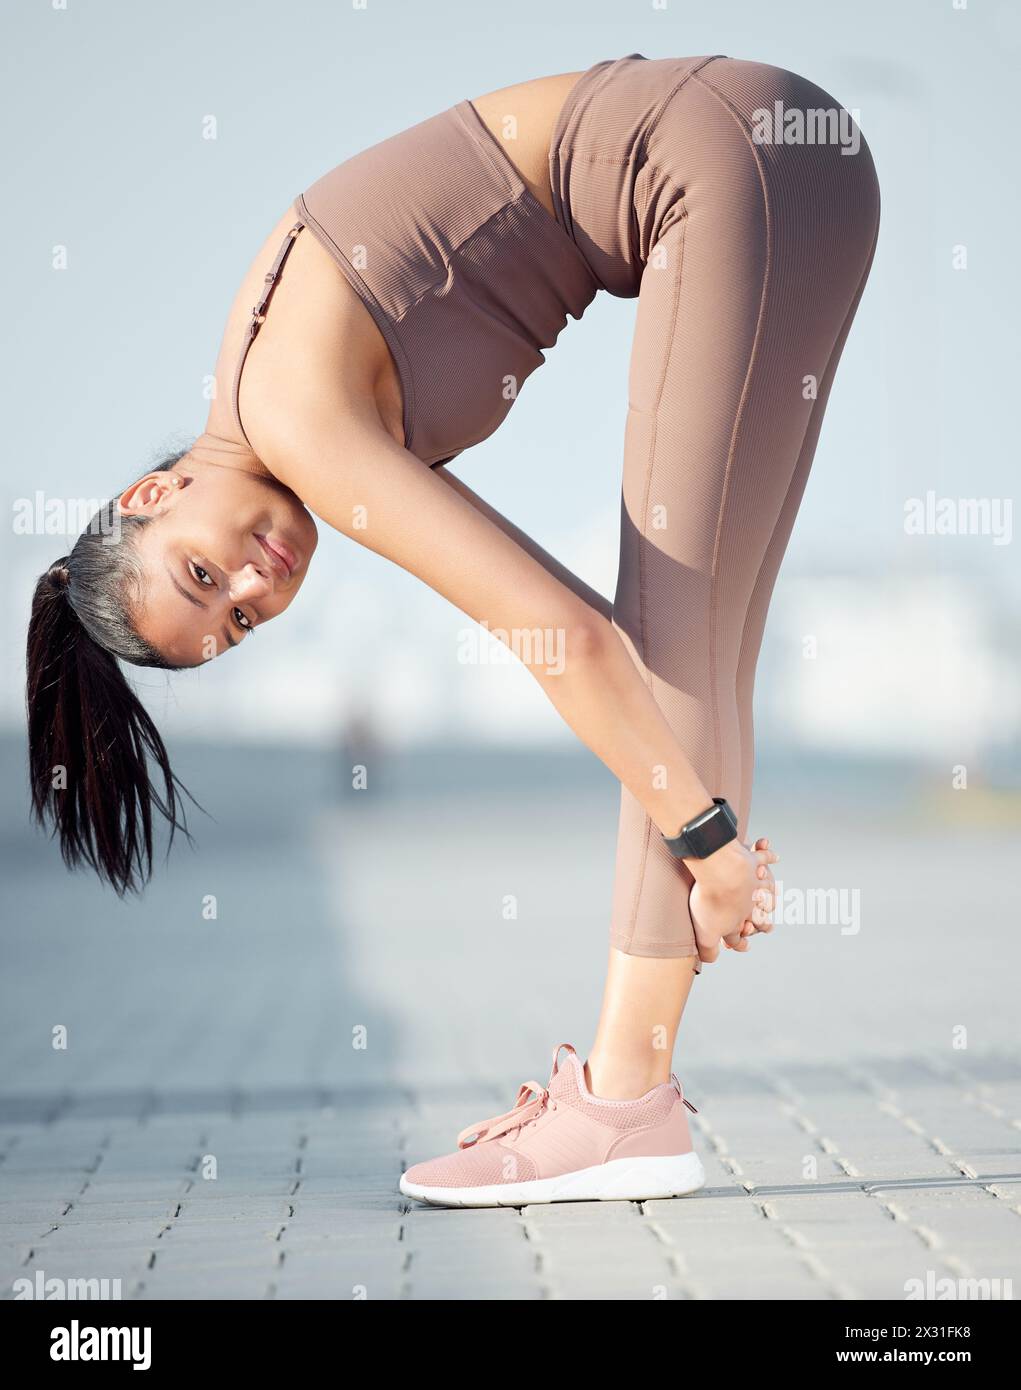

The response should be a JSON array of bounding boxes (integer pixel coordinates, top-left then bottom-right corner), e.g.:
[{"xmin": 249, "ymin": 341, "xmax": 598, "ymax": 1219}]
[{"xmin": 47, "ymin": 558, "xmax": 71, "ymax": 588}]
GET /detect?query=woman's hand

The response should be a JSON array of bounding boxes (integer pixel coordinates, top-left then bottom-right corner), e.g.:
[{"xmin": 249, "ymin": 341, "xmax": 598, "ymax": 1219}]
[{"xmin": 688, "ymin": 836, "xmax": 779, "ymax": 964}]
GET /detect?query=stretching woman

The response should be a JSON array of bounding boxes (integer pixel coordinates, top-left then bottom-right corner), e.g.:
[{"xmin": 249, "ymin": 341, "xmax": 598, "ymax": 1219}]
[{"xmin": 26, "ymin": 54, "xmax": 879, "ymax": 1206}]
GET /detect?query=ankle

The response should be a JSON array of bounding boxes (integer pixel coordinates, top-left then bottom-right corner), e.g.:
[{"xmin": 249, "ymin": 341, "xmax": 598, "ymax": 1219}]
[{"xmin": 585, "ymin": 1050, "xmax": 672, "ymax": 1100}]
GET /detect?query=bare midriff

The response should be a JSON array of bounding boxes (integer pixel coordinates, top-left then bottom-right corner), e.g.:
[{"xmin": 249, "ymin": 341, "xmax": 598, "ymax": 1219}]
[
  {"xmin": 467, "ymin": 71, "xmax": 584, "ymax": 220},
  {"xmin": 205, "ymin": 70, "xmax": 585, "ymax": 461}
]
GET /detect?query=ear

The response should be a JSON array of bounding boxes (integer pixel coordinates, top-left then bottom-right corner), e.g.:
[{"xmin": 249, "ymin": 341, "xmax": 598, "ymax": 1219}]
[{"xmin": 117, "ymin": 471, "xmax": 185, "ymax": 517}]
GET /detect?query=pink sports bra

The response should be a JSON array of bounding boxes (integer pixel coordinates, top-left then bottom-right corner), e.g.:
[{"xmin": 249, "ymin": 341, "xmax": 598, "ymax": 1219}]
[{"xmin": 232, "ymin": 98, "xmax": 597, "ymax": 468}]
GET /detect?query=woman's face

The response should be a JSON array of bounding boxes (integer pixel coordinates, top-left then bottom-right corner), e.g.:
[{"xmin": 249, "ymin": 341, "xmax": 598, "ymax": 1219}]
[{"xmin": 119, "ymin": 464, "xmax": 319, "ymax": 666}]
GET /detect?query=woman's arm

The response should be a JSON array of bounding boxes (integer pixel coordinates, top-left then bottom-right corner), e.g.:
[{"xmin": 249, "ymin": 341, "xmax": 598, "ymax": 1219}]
[
  {"xmin": 435, "ymin": 467, "xmax": 614, "ymax": 621},
  {"xmin": 262, "ymin": 405, "xmax": 774, "ymax": 945}
]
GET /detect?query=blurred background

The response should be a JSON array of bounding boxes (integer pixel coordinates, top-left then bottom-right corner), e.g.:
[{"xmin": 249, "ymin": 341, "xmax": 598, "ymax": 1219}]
[{"xmin": 1, "ymin": 0, "xmax": 1018, "ymax": 1098}]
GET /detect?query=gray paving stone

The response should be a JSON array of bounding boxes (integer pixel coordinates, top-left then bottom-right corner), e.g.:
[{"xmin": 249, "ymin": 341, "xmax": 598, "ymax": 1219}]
[
  {"xmin": 520, "ymin": 1200, "xmax": 650, "ymax": 1226},
  {"xmin": 136, "ymin": 1273, "xmax": 274, "ymax": 1299},
  {"xmin": 160, "ymin": 1179, "xmax": 296, "ymax": 1199},
  {"xmin": 288, "ymin": 1194, "xmax": 402, "ymax": 1214},
  {"xmin": 545, "ymin": 1272, "xmax": 694, "ymax": 1300},
  {"xmin": 0, "ymin": 1177, "xmax": 85, "ymax": 1199},
  {"xmin": 270, "ymin": 1277, "xmax": 404, "ymax": 1300},
  {"xmin": 73, "ymin": 1179, "xmax": 194, "ymax": 1200},
  {"xmin": 644, "ymin": 1196, "xmax": 763, "ymax": 1223},
  {"xmin": 152, "ymin": 1226, "xmax": 282, "ymax": 1247},
  {"xmin": 14, "ymin": 1257, "xmax": 154, "ymax": 1285},
  {"xmin": 26, "ymin": 1222, "xmax": 168, "ymax": 1248},
  {"xmin": 149, "ymin": 1248, "xmax": 282, "ymax": 1273},
  {"xmin": 953, "ymin": 1152, "xmax": 1021, "ymax": 1175},
  {"xmin": 407, "ymin": 1280, "xmax": 544, "ymax": 1301},
  {"xmin": 403, "ymin": 1221, "xmax": 523, "ymax": 1244},
  {"xmin": 409, "ymin": 1250, "xmax": 538, "ymax": 1283}
]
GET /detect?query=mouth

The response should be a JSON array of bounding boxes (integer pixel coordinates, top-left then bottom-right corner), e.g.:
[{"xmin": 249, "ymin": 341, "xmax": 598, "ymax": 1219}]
[{"xmin": 255, "ymin": 533, "xmax": 296, "ymax": 581}]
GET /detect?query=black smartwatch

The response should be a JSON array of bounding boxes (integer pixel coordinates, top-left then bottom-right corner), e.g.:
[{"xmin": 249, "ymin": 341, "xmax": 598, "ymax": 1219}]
[{"xmin": 662, "ymin": 798, "xmax": 738, "ymax": 860}]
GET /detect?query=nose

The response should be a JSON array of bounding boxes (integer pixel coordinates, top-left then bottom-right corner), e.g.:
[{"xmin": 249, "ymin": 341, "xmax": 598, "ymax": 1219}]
[{"xmin": 227, "ymin": 562, "xmax": 272, "ymax": 603}]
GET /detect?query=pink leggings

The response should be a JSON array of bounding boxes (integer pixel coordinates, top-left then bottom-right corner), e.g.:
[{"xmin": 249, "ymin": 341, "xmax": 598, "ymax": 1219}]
[{"xmin": 550, "ymin": 55, "xmax": 880, "ymax": 960}]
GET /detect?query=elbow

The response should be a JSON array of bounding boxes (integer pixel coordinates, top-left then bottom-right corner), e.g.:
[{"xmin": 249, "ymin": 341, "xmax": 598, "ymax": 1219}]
[
  {"xmin": 514, "ymin": 610, "xmax": 612, "ymax": 682},
  {"xmin": 562, "ymin": 612, "xmax": 612, "ymax": 671}
]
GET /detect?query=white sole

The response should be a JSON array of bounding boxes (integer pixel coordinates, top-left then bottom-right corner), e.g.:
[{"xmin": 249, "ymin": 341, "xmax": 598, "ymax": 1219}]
[{"xmin": 400, "ymin": 1151, "xmax": 705, "ymax": 1208}]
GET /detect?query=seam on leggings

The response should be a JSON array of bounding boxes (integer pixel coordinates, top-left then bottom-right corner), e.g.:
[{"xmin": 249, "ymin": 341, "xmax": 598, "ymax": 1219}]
[
  {"xmin": 639, "ymin": 55, "xmax": 728, "ymax": 163},
  {"xmin": 562, "ymin": 56, "xmax": 726, "ymax": 173},
  {"xmin": 623, "ymin": 208, "xmax": 689, "ymax": 953},
  {"xmin": 690, "ymin": 68, "xmax": 775, "ymax": 793},
  {"xmin": 733, "ymin": 217, "xmax": 881, "ymax": 821}
]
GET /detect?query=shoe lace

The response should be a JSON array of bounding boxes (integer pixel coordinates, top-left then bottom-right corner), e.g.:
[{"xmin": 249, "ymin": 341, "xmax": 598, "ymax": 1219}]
[{"xmin": 457, "ymin": 1081, "xmax": 552, "ymax": 1150}]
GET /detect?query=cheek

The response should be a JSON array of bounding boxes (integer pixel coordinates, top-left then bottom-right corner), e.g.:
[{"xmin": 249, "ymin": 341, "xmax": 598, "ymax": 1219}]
[
  {"xmin": 200, "ymin": 487, "xmax": 256, "ymax": 535},
  {"xmin": 282, "ymin": 495, "xmax": 316, "ymax": 542}
]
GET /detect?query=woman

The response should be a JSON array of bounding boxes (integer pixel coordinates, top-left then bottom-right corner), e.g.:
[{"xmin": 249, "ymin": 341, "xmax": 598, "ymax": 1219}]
[{"xmin": 26, "ymin": 53, "xmax": 879, "ymax": 1207}]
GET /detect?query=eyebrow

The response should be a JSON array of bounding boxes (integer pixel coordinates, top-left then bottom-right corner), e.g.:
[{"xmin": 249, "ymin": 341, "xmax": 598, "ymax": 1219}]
[
  {"xmin": 221, "ymin": 626, "xmax": 238, "ymax": 650},
  {"xmin": 166, "ymin": 566, "xmax": 207, "ymax": 609}
]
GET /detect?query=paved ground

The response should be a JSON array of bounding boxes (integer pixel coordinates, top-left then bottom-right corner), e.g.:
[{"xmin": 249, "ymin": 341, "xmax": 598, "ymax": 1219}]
[
  {"xmin": 1, "ymin": 738, "xmax": 1018, "ymax": 1300},
  {"xmin": 1, "ymin": 1055, "xmax": 1020, "ymax": 1300}
]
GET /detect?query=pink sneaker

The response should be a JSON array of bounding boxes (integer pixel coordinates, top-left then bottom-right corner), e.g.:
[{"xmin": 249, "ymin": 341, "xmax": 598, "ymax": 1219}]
[{"xmin": 400, "ymin": 1043, "xmax": 705, "ymax": 1207}]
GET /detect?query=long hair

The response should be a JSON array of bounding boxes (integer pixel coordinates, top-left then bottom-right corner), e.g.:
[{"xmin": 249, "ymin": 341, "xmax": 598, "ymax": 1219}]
[{"xmin": 26, "ymin": 452, "xmax": 196, "ymax": 894}]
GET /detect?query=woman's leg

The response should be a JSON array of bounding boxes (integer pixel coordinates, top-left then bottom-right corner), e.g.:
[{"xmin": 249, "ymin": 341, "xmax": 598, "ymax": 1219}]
[
  {"xmin": 587, "ymin": 950, "xmax": 698, "ymax": 1098},
  {"xmin": 586, "ymin": 61, "xmax": 881, "ymax": 1094}
]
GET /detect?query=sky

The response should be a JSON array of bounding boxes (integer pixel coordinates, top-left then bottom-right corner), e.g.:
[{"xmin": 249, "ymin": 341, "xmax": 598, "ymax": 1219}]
[{"xmin": 2, "ymin": 0, "xmax": 1018, "ymax": 760}]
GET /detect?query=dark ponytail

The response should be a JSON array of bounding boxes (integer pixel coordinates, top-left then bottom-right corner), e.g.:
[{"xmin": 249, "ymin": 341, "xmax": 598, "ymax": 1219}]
[{"xmin": 26, "ymin": 453, "xmax": 195, "ymax": 895}]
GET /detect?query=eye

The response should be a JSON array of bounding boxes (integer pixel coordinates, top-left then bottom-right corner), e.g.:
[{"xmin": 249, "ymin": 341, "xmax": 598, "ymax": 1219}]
[
  {"xmin": 190, "ymin": 562, "xmax": 215, "ymax": 587},
  {"xmin": 233, "ymin": 607, "xmax": 253, "ymax": 631}
]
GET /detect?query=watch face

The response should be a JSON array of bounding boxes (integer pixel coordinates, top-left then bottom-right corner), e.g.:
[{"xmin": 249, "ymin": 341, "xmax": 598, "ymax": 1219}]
[
  {"xmin": 664, "ymin": 801, "xmax": 737, "ymax": 859},
  {"xmin": 688, "ymin": 823, "xmax": 710, "ymax": 858},
  {"xmin": 700, "ymin": 804, "xmax": 737, "ymax": 856}
]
